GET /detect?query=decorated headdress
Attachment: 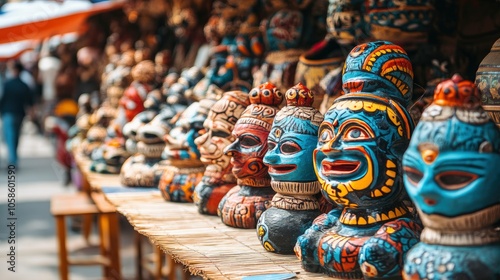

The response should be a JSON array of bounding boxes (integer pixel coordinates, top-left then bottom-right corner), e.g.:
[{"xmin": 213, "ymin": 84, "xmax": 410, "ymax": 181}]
[
  {"xmin": 273, "ymin": 83, "xmax": 323, "ymax": 134},
  {"xmin": 415, "ymin": 74, "xmax": 500, "ymax": 153},
  {"xmin": 238, "ymin": 82, "xmax": 284, "ymax": 130},
  {"xmin": 342, "ymin": 41, "xmax": 414, "ymax": 107}
]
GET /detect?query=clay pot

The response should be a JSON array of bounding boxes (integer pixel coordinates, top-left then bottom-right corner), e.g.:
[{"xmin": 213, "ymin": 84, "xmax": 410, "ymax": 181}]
[{"xmin": 294, "ymin": 39, "xmax": 344, "ymax": 110}]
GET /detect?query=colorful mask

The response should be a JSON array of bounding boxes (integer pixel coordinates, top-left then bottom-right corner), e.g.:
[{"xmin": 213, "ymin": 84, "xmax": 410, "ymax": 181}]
[
  {"xmin": 119, "ymin": 60, "xmax": 155, "ymax": 122},
  {"xmin": 296, "ymin": 41, "xmax": 422, "ymax": 279},
  {"xmin": 264, "ymin": 9, "xmax": 303, "ymax": 51},
  {"xmin": 257, "ymin": 83, "xmax": 324, "ymax": 254},
  {"xmin": 327, "ymin": 0, "xmax": 368, "ymax": 45},
  {"xmin": 193, "ymin": 90, "xmax": 250, "ymax": 215},
  {"xmin": 366, "ymin": 0, "xmax": 433, "ymax": 50},
  {"xmin": 402, "ymin": 75, "xmax": 500, "ymax": 280},
  {"xmin": 158, "ymin": 87, "xmax": 221, "ymax": 202},
  {"xmin": 218, "ymin": 82, "xmax": 283, "ymax": 228},
  {"xmin": 122, "ymin": 110, "xmax": 159, "ymax": 155},
  {"xmin": 120, "ymin": 106, "xmax": 178, "ymax": 188},
  {"xmin": 90, "ymin": 138, "xmax": 129, "ymax": 174}
]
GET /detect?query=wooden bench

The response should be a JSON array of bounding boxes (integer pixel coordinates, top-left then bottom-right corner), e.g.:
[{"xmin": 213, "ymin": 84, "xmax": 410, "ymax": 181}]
[{"xmin": 51, "ymin": 192, "xmax": 120, "ymax": 280}]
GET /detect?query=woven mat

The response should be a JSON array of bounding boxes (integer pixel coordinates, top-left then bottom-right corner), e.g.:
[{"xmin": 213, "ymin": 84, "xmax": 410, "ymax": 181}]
[
  {"xmin": 74, "ymin": 153, "xmax": 122, "ymax": 192},
  {"xmin": 105, "ymin": 192, "xmax": 330, "ymax": 280},
  {"xmin": 74, "ymin": 150, "xmax": 334, "ymax": 279}
]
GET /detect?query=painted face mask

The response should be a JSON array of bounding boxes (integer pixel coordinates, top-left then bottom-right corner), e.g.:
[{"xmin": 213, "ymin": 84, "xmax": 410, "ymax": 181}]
[
  {"xmin": 120, "ymin": 106, "xmax": 178, "ymax": 188},
  {"xmin": 296, "ymin": 41, "xmax": 422, "ymax": 280},
  {"xmin": 158, "ymin": 86, "xmax": 222, "ymax": 203},
  {"xmin": 402, "ymin": 74, "xmax": 500, "ymax": 280},
  {"xmin": 192, "ymin": 90, "xmax": 249, "ymax": 215},
  {"xmin": 119, "ymin": 60, "xmax": 155, "ymax": 122},
  {"xmin": 218, "ymin": 82, "xmax": 283, "ymax": 229},
  {"xmin": 315, "ymin": 41, "xmax": 414, "ymax": 209},
  {"xmin": 257, "ymin": 83, "xmax": 324, "ymax": 254}
]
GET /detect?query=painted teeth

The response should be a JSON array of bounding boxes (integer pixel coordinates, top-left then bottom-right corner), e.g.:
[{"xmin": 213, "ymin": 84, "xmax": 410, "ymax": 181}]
[{"xmin": 340, "ymin": 206, "xmax": 408, "ymax": 225}]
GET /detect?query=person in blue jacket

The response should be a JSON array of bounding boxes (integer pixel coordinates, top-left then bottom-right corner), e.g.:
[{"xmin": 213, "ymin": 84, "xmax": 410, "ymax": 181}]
[{"xmin": 0, "ymin": 62, "xmax": 34, "ymax": 167}]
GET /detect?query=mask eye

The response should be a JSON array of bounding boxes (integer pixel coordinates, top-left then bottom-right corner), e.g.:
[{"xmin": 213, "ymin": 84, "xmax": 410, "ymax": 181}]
[
  {"xmin": 212, "ymin": 129, "xmax": 230, "ymax": 138},
  {"xmin": 435, "ymin": 171, "xmax": 478, "ymax": 190},
  {"xmin": 280, "ymin": 141, "xmax": 301, "ymax": 154},
  {"xmin": 240, "ymin": 134, "xmax": 261, "ymax": 148},
  {"xmin": 403, "ymin": 166, "xmax": 423, "ymax": 186},
  {"xmin": 267, "ymin": 141, "xmax": 277, "ymax": 151},
  {"xmin": 343, "ymin": 127, "xmax": 371, "ymax": 141},
  {"xmin": 319, "ymin": 125, "xmax": 334, "ymax": 144}
]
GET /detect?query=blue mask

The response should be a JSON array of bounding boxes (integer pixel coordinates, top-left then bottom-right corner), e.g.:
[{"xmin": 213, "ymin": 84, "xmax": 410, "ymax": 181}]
[
  {"xmin": 264, "ymin": 83, "xmax": 323, "ymax": 182},
  {"xmin": 403, "ymin": 76, "xmax": 500, "ymax": 218},
  {"xmin": 315, "ymin": 94, "xmax": 413, "ymax": 208}
]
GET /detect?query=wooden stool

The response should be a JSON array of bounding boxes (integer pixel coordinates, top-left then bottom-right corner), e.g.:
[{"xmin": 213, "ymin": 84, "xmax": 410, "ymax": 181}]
[{"xmin": 50, "ymin": 192, "xmax": 116, "ymax": 280}]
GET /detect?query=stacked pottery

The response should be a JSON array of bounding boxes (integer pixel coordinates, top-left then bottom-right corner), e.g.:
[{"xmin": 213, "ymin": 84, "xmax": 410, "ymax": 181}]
[
  {"xmin": 218, "ymin": 82, "xmax": 283, "ymax": 229},
  {"xmin": 295, "ymin": 41, "xmax": 422, "ymax": 279},
  {"xmin": 402, "ymin": 75, "xmax": 500, "ymax": 279},
  {"xmin": 257, "ymin": 83, "xmax": 323, "ymax": 254},
  {"xmin": 192, "ymin": 90, "xmax": 250, "ymax": 215}
]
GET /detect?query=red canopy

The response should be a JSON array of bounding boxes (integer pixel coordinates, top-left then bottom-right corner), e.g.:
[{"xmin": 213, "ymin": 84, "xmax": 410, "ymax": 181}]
[{"xmin": 0, "ymin": 0, "xmax": 125, "ymax": 45}]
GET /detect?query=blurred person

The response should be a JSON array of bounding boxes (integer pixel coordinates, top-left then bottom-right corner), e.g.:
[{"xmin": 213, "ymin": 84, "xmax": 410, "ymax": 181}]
[
  {"xmin": 44, "ymin": 98, "xmax": 78, "ymax": 185},
  {"xmin": 38, "ymin": 40, "xmax": 62, "ymax": 129},
  {"xmin": 0, "ymin": 62, "xmax": 34, "ymax": 167}
]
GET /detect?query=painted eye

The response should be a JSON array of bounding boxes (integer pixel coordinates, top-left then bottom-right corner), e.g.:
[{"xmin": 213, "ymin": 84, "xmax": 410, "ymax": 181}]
[
  {"xmin": 268, "ymin": 141, "xmax": 277, "ymax": 151},
  {"xmin": 280, "ymin": 141, "xmax": 301, "ymax": 154},
  {"xmin": 343, "ymin": 127, "xmax": 370, "ymax": 141},
  {"xmin": 212, "ymin": 129, "xmax": 230, "ymax": 138},
  {"xmin": 435, "ymin": 171, "xmax": 478, "ymax": 190},
  {"xmin": 319, "ymin": 126, "xmax": 334, "ymax": 144},
  {"xmin": 403, "ymin": 166, "xmax": 423, "ymax": 186},
  {"xmin": 240, "ymin": 134, "xmax": 261, "ymax": 148}
]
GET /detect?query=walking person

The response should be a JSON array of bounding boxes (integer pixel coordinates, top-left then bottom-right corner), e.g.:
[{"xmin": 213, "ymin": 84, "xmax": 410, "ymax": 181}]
[{"xmin": 0, "ymin": 62, "xmax": 34, "ymax": 167}]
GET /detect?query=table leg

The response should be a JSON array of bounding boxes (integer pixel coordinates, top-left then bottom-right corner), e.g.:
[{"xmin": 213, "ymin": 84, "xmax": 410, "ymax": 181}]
[
  {"xmin": 55, "ymin": 216, "xmax": 69, "ymax": 280},
  {"xmin": 135, "ymin": 232, "xmax": 143, "ymax": 280},
  {"xmin": 107, "ymin": 212, "xmax": 122, "ymax": 279}
]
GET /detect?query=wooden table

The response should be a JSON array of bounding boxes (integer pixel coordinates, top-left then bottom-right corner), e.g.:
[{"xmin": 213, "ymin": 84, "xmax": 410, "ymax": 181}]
[
  {"xmin": 73, "ymin": 153, "xmax": 122, "ymax": 279},
  {"xmin": 74, "ymin": 153, "xmax": 332, "ymax": 280}
]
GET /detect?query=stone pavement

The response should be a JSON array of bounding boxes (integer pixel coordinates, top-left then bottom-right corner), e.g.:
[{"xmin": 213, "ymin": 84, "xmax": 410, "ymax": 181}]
[{"xmin": 0, "ymin": 120, "xmax": 138, "ymax": 280}]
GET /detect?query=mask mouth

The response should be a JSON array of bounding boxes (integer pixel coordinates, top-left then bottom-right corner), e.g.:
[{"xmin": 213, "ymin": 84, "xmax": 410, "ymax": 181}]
[
  {"xmin": 268, "ymin": 164, "xmax": 297, "ymax": 174},
  {"xmin": 321, "ymin": 159, "xmax": 360, "ymax": 176}
]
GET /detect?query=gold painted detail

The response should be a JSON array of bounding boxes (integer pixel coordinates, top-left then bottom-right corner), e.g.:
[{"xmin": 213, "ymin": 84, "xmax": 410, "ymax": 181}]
[
  {"xmin": 370, "ymin": 160, "xmax": 398, "ymax": 198},
  {"xmin": 339, "ymin": 206, "xmax": 408, "ymax": 225},
  {"xmin": 330, "ymin": 100, "xmax": 404, "ymax": 136}
]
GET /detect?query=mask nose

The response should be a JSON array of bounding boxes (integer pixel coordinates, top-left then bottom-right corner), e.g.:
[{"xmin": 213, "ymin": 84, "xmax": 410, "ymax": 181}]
[
  {"xmin": 194, "ymin": 132, "xmax": 209, "ymax": 146},
  {"xmin": 224, "ymin": 139, "xmax": 239, "ymax": 156},
  {"xmin": 320, "ymin": 138, "xmax": 341, "ymax": 155}
]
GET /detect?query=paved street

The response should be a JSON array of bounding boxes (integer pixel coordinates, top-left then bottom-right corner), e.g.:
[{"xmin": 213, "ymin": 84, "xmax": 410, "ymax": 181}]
[{"xmin": 0, "ymin": 120, "xmax": 137, "ymax": 280}]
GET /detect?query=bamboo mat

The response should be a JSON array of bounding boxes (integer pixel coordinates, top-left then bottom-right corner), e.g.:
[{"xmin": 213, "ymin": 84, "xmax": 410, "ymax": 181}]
[
  {"xmin": 74, "ymin": 151, "xmax": 333, "ymax": 279},
  {"xmin": 105, "ymin": 192, "xmax": 330, "ymax": 280},
  {"xmin": 74, "ymin": 152, "xmax": 122, "ymax": 192}
]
